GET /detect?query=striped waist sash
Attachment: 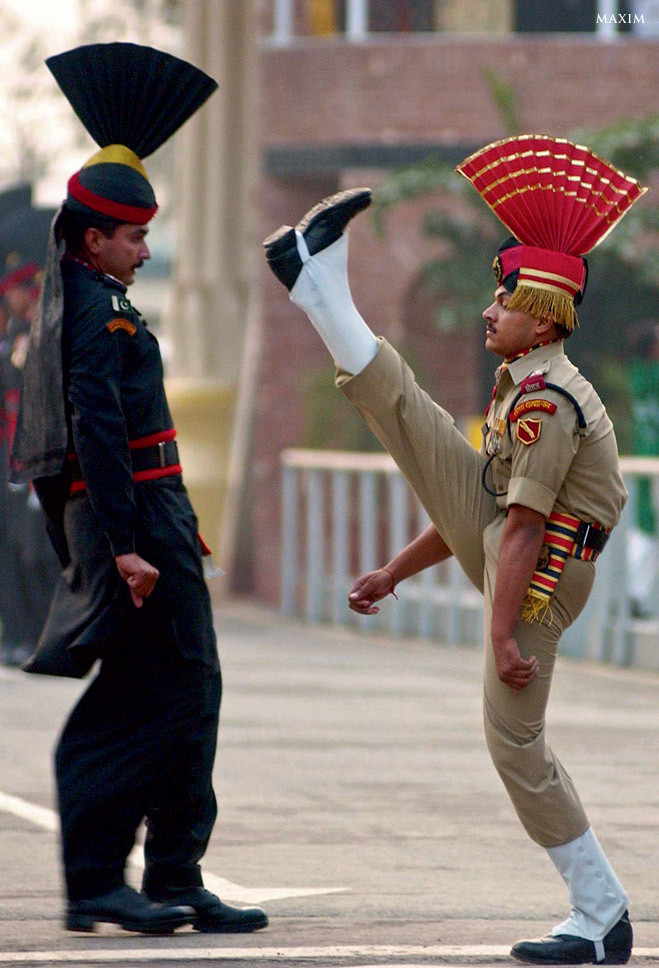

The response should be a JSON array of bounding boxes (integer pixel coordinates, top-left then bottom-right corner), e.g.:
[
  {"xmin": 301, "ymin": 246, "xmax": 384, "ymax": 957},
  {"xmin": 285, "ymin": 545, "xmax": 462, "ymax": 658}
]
[{"xmin": 522, "ymin": 511, "xmax": 611, "ymax": 622}]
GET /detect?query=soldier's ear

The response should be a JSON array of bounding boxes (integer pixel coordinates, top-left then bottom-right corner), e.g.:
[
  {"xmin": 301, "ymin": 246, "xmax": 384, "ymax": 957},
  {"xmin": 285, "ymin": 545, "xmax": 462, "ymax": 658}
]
[
  {"xmin": 535, "ymin": 313, "xmax": 556, "ymax": 338},
  {"xmin": 84, "ymin": 227, "xmax": 105, "ymax": 256}
]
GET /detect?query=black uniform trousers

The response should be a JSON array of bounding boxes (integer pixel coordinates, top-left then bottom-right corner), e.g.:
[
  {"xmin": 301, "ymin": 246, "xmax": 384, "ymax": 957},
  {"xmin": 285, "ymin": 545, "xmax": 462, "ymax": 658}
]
[{"xmin": 55, "ymin": 606, "xmax": 221, "ymax": 901}]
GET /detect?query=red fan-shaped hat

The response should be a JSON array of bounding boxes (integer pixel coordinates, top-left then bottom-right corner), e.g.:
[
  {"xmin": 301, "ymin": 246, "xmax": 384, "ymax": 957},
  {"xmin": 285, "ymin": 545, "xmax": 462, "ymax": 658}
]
[{"xmin": 456, "ymin": 135, "xmax": 648, "ymax": 330}]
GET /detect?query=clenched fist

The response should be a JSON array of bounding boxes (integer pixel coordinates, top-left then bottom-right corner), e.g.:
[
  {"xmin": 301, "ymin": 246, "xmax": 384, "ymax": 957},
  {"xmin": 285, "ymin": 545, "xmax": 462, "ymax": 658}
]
[{"xmin": 115, "ymin": 552, "xmax": 160, "ymax": 608}]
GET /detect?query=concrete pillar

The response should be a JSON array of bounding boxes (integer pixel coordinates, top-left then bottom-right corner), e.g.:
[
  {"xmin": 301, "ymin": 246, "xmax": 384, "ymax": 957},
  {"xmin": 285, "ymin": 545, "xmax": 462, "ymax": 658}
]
[
  {"xmin": 347, "ymin": 0, "xmax": 369, "ymax": 37},
  {"xmin": 596, "ymin": 0, "xmax": 618, "ymax": 39},
  {"xmin": 273, "ymin": 0, "xmax": 294, "ymax": 41},
  {"xmin": 169, "ymin": 0, "xmax": 259, "ymax": 384},
  {"xmin": 165, "ymin": 0, "xmax": 260, "ymax": 574}
]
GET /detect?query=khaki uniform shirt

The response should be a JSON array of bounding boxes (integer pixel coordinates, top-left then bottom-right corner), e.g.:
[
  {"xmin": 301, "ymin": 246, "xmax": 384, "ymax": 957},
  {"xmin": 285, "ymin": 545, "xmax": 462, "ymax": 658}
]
[{"xmin": 483, "ymin": 340, "xmax": 627, "ymax": 527}]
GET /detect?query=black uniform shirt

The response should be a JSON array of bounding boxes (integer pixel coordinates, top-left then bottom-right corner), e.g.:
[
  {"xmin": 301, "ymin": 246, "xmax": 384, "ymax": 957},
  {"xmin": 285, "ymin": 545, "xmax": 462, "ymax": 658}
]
[{"xmin": 61, "ymin": 258, "xmax": 174, "ymax": 557}]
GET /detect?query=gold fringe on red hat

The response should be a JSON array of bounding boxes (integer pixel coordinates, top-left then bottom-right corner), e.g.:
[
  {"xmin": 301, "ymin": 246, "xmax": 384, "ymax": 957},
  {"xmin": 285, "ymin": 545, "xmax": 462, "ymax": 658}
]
[{"xmin": 507, "ymin": 284, "xmax": 579, "ymax": 332}]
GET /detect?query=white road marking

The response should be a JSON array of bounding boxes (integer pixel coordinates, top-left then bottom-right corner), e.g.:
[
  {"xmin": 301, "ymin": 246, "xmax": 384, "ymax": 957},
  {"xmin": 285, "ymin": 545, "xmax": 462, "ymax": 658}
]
[
  {"xmin": 0, "ymin": 791, "xmax": 58, "ymax": 832},
  {"xmin": 0, "ymin": 790, "xmax": 346, "ymax": 904},
  {"xmin": 0, "ymin": 948, "xmax": 656, "ymax": 964}
]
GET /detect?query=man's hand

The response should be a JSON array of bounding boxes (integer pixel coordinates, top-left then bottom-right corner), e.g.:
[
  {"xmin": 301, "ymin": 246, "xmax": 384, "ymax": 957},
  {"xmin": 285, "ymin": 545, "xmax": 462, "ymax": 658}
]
[
  {"xmin": 348, "ymin": 569, "xmax": 395, "ymax": 615},
  {"xmin": 492, "ymin": 635, "xmax": 539, "ymax": 692},
  {"xmin": 115, "ymin": 552, "xmax": 159, "ymax": 608}
]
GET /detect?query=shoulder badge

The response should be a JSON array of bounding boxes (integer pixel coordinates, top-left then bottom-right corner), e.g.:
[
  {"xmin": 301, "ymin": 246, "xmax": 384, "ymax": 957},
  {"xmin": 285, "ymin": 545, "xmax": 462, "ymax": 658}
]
[
  {"xmin": 111, "ymin": 293, "xmax": 133, "ymax": 316},
  {"xmin": 107, "ymin": 318, "xmax": 136, "ymax": 336},
  {"xmin": 510, "ymin": 398, "xmax": 557, "ymax": 423},
  {"xmin": 517, "ymin": 417, "xmax": 542, "ymax": 446},
  {"xmin": 520, "ymin": 373, "xmax": 547, "ymax": 394}
]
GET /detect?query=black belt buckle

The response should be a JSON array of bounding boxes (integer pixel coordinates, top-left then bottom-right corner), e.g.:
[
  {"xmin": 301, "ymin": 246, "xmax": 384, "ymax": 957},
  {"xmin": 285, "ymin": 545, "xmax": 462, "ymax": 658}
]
[
  {"xmin": 576, "ymin": 521, "xmax": 609, "ymax": 554},
  {"xmin": 158, "ymin": 440, "xmax": 167, "ymax": 468}
]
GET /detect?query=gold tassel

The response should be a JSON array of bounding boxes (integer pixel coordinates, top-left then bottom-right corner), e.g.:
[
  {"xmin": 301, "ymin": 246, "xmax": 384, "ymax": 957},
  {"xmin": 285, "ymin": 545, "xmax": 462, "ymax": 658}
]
[
  {"xmin": 521, "ymin": 591, "xmax": 553, "ymax": 625},
  {"xmin": 507, "ymin": 284, "xmax": 578, "ymax": 333}
]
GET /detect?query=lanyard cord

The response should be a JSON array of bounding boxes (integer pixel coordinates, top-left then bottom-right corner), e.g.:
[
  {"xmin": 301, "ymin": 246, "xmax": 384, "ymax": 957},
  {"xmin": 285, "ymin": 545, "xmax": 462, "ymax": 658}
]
[{"xmin": 481, "ymin": 453, "xmax": 507, "ymax": 498}]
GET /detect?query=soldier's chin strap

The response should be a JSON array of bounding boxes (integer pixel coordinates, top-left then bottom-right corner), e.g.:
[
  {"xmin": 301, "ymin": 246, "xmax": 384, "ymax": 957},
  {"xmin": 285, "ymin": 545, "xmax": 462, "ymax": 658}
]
[{"xmin": 481, "ymin": 382, "xmax": 587, "ymax": 498}]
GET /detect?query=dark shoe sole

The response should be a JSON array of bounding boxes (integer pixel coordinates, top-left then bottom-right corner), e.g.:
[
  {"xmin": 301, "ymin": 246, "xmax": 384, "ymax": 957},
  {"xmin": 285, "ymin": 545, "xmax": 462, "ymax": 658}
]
[
  {"xmin": 295, "ymin": 187, "xmax": 372, "ymax": 253},
  {"xmin": 193, "ymin": 912, "xmax": 269, "ymax": 933},
  {"xmin": 511, "ymin": 945, "xmax": 632, "ymax": 965},
  {"xmin": 66, "ymin": 912, "xmax": 191, "ymax": 934}
]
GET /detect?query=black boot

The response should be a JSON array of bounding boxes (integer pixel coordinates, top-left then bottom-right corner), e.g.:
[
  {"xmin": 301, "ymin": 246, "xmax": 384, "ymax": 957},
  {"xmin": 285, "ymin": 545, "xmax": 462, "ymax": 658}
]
[
  {"xmin": 511, "ymin": 910, "xmax": 633, "ymax": 965},
  {"xmin": 66, "ymin": 884, "xmax": 194, "ymax": 934},
  {"xmin": 263, "ymin": 186, "xmax": 372, "ymax": 290},
  {"xmin": 144, "ymin": 884, "xmax": 268, "ymax": 933}
]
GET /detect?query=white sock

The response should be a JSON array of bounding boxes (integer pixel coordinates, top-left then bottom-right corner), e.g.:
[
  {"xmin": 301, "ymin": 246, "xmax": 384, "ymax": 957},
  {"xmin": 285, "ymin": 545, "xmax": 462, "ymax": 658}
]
[
  {"xmin": 289, "ymin": 230, "xmax": 377, "ymax": 375},
  {"xmin": 547, "ymin": 827, "xmax": 628, "ymax": 952}
]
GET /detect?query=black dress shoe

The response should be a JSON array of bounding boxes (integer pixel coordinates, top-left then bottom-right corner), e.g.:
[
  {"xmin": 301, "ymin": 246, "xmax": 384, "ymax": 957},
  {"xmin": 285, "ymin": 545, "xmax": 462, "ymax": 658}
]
[
  {"xmin": 66, "ymin": 884, "xmax": 193, "ymax": 934},
  {"xmin": 263, "ymin": 187, "xmax": 372, "ymax": 290},
  {"xmin": 145, "ymin": 885, "xmax": 268, "ymax": 933},
  {"xmin": 511, "ymin": 910, "xmax": 633, "ymax": 965}
]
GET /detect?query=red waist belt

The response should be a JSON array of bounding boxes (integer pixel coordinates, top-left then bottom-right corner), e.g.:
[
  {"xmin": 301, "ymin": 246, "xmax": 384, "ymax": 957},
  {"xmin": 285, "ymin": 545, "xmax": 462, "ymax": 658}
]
[{"xmin": 69, "ymin": 429, "xmax": 182, "ymax": 496}]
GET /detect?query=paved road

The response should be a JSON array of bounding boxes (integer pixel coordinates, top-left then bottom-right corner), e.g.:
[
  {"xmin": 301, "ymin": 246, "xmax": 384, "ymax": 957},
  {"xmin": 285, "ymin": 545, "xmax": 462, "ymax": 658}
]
[{"xmin": 0, "ymin": 600, "xmax": 657, "ymax": 967}]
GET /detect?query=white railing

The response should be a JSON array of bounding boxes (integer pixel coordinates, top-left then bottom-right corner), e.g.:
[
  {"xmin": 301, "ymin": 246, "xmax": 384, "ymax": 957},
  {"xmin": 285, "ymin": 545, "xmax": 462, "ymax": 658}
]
[{"xmin": 280, "ymin": 449, "xmax": 659, "ymax": 669}]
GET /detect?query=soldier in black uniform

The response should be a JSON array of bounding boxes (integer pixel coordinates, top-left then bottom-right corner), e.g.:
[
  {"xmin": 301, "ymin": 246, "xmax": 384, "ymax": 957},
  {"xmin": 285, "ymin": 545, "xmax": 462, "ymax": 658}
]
[{"xmin": 11, "ymin": 44, "xmax": 267, "ymax": 935}]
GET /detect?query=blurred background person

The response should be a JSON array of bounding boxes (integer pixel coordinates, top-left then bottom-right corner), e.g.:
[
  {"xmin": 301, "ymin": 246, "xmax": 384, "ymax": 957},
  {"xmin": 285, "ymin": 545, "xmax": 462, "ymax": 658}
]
[{"xmin": 0, "ymin": 200, "xmax": 59, "ymax": 666}]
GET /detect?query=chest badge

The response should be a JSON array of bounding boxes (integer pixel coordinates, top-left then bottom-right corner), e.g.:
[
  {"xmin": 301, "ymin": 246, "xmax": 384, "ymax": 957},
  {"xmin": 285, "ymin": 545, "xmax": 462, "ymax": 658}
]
[
  {"xmin": 486, "ymin": 416, "xmax": 506, "ymax": 455},
  {"xmin": 517, "ymin": 417, "xmax": 542, "ymax": 446}
]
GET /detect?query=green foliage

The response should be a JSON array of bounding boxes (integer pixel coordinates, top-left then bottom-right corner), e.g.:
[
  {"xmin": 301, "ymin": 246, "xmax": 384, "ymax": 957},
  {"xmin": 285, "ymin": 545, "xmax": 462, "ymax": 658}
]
[
  {"xmin": 480, "ymin": 65, "xmax": 520, "ymax": 136},
  {"xmin": 370, "ymin": 159, "xmax": 470, "ymax": 237},
  {"xmin": 418, "ymin": 210, "xmax": 498, "ymax": 332},
  {"xmin": 569, "ymin": 115, "xmax": 659, "ymax": 181}
]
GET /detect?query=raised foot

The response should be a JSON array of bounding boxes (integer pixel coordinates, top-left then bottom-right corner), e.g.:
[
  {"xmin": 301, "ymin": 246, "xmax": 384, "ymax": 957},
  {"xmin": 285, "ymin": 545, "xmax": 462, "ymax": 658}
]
[{"xmin": 263, "ymin": 187, "xmax": 372, "ymax": 290}]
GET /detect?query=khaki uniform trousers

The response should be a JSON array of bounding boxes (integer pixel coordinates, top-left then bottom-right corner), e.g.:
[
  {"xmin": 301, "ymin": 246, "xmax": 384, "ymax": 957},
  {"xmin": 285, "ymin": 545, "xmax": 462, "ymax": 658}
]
[{"xmin": 338, "ymin": 340, "xmax": 595, "ymax": 847}]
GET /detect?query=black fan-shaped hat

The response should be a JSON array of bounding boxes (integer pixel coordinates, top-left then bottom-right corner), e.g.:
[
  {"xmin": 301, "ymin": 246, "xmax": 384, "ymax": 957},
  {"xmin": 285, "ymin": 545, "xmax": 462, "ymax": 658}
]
[
  {"xmin": 46, "ymin": 43, "xmax": 217, "ymax": 157},
  {"xmin": 47, "ymin": 44, "xmax": 217, "ymax": 223}
]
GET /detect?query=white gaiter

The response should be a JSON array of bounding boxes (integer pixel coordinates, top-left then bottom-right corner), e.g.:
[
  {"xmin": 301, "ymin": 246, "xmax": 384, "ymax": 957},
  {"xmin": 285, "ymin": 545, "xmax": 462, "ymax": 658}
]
[
  {"xmin": 547, "ymin": 827, "xmax": 628, "ymax": 958},
  {"xmin": 289, "ymin": 230, "xmax": 377, "ymax": 375}
]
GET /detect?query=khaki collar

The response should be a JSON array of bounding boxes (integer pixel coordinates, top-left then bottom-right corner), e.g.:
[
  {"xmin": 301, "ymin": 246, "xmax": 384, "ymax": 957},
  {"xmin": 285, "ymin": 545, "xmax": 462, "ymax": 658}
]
[{"xmin": 496, "ymin": 340, "xmax": 565, "ymax": 387}]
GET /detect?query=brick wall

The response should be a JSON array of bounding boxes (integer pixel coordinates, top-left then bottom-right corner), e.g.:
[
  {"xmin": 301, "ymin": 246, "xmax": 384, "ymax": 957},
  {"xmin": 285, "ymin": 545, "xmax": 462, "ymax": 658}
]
[{"xmin": 260, "ymin": 37, "xmax": 657, "ymax": 146}]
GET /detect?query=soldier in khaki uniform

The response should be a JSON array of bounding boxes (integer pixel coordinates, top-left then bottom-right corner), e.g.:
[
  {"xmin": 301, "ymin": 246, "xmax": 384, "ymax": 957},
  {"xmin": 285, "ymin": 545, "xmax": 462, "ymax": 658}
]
[{"xmin": 263, "ymin": 136, "xmax": 646, "ymax": 965}]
